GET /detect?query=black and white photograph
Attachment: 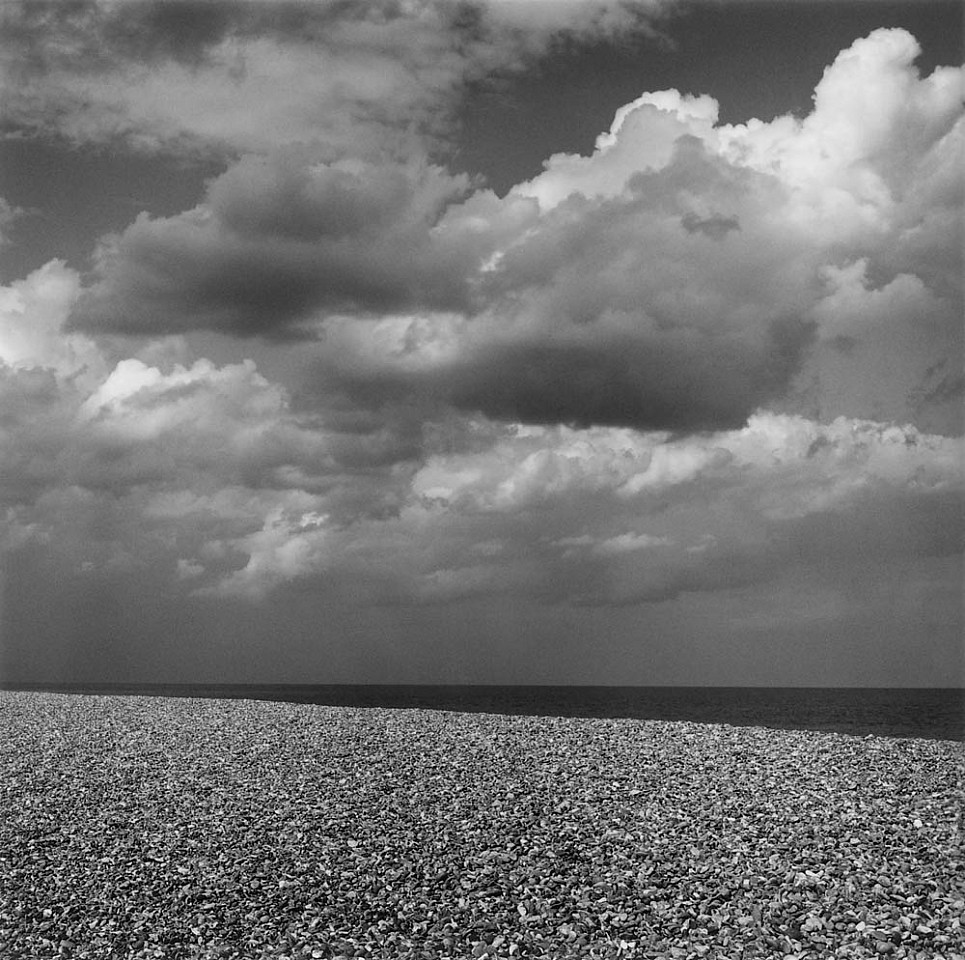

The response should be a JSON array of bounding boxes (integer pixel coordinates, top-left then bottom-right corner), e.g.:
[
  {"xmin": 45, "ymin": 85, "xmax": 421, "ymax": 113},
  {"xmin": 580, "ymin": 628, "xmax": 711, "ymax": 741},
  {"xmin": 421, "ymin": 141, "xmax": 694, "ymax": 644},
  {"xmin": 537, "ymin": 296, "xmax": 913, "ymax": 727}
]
[{"xmin": 0, "ymin": 0, "xmax": 962, "ymax": 957}]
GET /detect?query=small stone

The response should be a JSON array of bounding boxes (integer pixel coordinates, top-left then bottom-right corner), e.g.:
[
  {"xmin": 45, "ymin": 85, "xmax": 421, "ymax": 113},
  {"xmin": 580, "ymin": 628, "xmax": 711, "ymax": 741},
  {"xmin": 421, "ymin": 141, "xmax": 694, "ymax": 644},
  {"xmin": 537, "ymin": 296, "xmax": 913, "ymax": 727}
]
[{"xmin": 1, "ymin": 692, "xmax": 958, "ymax": 960}]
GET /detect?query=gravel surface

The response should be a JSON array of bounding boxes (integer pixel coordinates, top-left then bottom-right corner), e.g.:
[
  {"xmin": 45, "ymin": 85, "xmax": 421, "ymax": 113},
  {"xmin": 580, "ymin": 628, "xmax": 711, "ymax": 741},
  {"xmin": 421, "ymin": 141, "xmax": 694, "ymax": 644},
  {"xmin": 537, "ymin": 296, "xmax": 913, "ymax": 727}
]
[{"xmin": 0, "ymin": 692, "xmax": 962, "ymax": 960}]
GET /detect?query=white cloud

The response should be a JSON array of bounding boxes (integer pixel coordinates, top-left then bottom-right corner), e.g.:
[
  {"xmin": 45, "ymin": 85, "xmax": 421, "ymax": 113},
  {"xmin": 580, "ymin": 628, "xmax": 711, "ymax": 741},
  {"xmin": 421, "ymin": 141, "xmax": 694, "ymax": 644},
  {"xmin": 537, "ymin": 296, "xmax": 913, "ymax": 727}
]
[
  {"xmin": 206, "ymin": 507, "xmax": 331, "ymax": 601},
  {"xmin": 203, "ymin": 411, "xmax": 961, "ymax": 606},
  {"xmin": 591, "ymin": 532, "xmax": 671, "ymax": 555},
  {"xmin": 515, "ymin": 89, "xmax": 720, "ymax": 209},
  {"xmin": 0, "ymin": 261, "xmax": 101, "ymax": 383},
  {"xmin": 0, "ymin": 277, "xmax": 420, "ymax": 592},
  {"xmin": 716, "ymin": 30, "xmax": 963, "ymax": 246}
]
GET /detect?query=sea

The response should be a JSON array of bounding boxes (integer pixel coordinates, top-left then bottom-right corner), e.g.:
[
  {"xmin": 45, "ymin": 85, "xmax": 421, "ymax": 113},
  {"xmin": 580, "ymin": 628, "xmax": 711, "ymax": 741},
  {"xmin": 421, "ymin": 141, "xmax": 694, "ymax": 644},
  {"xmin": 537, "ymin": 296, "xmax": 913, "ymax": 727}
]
[{"xmin": 2, "ymin": 684, "xmax": 962, "ymax": 741}]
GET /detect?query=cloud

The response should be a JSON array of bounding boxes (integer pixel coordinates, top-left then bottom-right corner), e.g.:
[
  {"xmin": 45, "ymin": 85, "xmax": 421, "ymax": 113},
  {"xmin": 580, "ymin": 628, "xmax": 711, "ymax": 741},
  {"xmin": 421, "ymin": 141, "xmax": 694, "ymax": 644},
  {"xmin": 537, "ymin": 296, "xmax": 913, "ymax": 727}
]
[
  {"xmin": 0, "ymin": 260, "xmax": 100, "ymax": 380},
  {"xmin": 1, "ymin": 0, "xmax": 668, "ymax": 156},
  {"xmin": 591, "ymin": 532, "xmax": 670, "ymax": 555},
  {"xmin": 206, "ymin": 506, "xmax": 332, "ymax": 602},
  {"xmin": 74, "ymin": 124, "xmax": 815, "ymax": 431},
  {"xmin": 791, "ymin": 258, "xmax": 963, "ymax": 433},
  {"xmin": 0, "ymin": 11, "xmax": 960, "ymax": 686},
  {"xmin": 0, "ymin": 197, "xmax": 24, "ymax": 247},
  {"xmin": 0, "ymin": 263, "xmax": 428, "ymax": 583},
  {"xmin": 680, "ymin": 211, "xmax": 739, "ymax": 239},
  {"xmin": 394, "ymin": 413, "xmax": 962, "ymax": 606},
  {"xmin": 68, "ymin": 28, "xmax": 962, "ymax": 438},
  {"xmin": 2, "ymin": 263, "xmax": 960, "ymax": 612},
  {"xmin": 186, "ymin": 411, "xmax": 962, "ymax": 605},
  {"xmin": 3, "ymin": 23, "xmax": 963, "ymax": 617},
  {"xmin": 4, "ymin": 0, "xmax": 460, "ymax": 155},
  {"xmin": 514, "ymin": 89, "xmax": 721, "ymax": 209},
  {"xmin": 321, "ymin": 134, "xmax": 814, "ymax": 430},
  {"xmin": 69, "ymin": 155, "xmax": 479, "ymax": 335}
]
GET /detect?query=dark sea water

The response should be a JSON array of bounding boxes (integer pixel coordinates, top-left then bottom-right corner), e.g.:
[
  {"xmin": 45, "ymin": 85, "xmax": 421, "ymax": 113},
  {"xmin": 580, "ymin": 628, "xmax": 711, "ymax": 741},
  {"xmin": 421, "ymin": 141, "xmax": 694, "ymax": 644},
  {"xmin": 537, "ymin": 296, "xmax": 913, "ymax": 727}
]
[{"xmin": 2, "ymin": 684, "xmax": 962, "ymax": 741}]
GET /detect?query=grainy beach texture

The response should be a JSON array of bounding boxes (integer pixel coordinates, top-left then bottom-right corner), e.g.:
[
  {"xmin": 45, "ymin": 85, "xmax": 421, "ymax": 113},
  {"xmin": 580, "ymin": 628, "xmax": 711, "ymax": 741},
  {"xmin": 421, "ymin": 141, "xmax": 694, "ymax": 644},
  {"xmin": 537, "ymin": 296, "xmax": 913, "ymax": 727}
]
[{"xmin": 1, "ymin": 693, "xmax": 962, "ymax": 960}]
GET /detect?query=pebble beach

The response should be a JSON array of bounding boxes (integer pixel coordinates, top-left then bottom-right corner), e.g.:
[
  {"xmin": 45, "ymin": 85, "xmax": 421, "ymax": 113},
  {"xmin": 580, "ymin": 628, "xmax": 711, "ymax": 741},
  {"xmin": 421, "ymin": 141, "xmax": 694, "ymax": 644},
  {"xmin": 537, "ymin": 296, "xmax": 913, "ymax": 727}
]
[{"xmin": 1, "ymin": 692, "xmax": 962, "ymax": 960}]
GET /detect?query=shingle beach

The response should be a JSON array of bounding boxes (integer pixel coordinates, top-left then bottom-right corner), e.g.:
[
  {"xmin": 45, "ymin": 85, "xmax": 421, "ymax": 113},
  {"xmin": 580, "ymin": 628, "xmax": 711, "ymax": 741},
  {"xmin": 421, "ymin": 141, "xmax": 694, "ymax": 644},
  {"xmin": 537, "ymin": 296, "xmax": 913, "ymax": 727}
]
[{"xmin": 1, "ymin": 693, "xmax": 962, "ymax": 960}]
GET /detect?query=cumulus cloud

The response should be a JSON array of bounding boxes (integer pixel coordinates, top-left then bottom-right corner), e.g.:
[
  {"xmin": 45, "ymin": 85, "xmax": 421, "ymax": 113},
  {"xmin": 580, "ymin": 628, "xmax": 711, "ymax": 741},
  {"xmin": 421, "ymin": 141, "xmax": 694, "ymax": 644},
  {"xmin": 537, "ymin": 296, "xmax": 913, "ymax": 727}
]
[
  {"xmin": 362, "ymin": 29, "xmax": 961, "ymax": 434},
  {"xmin": 195, "ymin": 412, "xmax": 962, "ymax": 605},
  {"xmin": 0, "ymin": 263, "xmax": 425, "ymax": 581},
  {"xmin": 0, "ymin": 260, "xmax": 100, "ymax": 380},
  {"xmin": 514, "ymin": 89, "xmax": 721, "ymax": 209},
  {"xmin": 1, "ymin": 19, "xmax": 962, "ymax": 637},
  {"xmin": 2, "ymin": 259, "xmax": 960, "ymax": 614},
  {"xmin": 205, "ymin": 506, "xmax": 332, "ymax": 602},
  {"xmin": 321, "ymin": 136, "xmax": 814, "ymax": 430},
  {"xmin": 69, "ymin": 27, "xmax": 963, "ymax": 437},
  {"xmin": 793, "ymin": 258, "xmax": 963, "ymax": 433},
  {"xmin": 69, "ymin": 155, "xmax": 479, "ymax": 335},
  {"xmin": 406, "ymin": 413, "xmax": 963, "ymax": 606}
]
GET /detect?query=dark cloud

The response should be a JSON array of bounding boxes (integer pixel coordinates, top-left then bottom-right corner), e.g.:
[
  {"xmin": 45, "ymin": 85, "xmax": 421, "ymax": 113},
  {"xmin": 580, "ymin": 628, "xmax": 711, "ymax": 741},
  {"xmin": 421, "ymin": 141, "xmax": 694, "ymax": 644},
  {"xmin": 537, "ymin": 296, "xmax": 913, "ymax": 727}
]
[
  {"xmin": 307, "ymin": 134, "xmax": 817, "ymax": 431},
  {"xmin": 11, "ymin": 21, "xmax": 965, "ymax": 445},
  {"xmin": 102, "ymin": 1, "xmax": 241, "ymax": 65},
  {"xmin": 71, "ymin": 130, "xmax": 818, "ymax": 432},
  {"xmin": 68, "ymin": 156, "xmax": 479, "ymax": 336},
  {"xmin": 680, "ymin": 211, "xmax": 739, "ymax": 239},
  {"xmin": 331, "ymin": 322, "xmax": 810, "ymax": 432},
  {"xmin": 27, "ymin": 23, "xmax": 964, "ymax": 438},
  {"xmin": 1, "ymin": 0, "xmax": 669, "ymax": 155}
]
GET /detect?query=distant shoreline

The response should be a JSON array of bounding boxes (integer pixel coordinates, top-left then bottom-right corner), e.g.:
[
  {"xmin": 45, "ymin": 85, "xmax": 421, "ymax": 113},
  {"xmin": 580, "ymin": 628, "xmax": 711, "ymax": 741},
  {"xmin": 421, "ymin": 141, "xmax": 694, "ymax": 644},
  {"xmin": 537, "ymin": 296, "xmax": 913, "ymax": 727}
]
[{"xmin": 1, "ymin": 683, "xmax": 961, "ymax": 742}]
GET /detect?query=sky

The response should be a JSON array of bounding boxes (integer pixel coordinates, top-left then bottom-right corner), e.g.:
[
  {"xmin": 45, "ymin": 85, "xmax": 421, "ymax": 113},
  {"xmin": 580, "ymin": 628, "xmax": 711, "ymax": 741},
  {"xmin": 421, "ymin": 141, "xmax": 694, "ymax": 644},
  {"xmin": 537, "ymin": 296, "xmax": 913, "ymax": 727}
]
[{"xmin": 0, "ymin": 0, "xmax": 962, "ymax": 686}]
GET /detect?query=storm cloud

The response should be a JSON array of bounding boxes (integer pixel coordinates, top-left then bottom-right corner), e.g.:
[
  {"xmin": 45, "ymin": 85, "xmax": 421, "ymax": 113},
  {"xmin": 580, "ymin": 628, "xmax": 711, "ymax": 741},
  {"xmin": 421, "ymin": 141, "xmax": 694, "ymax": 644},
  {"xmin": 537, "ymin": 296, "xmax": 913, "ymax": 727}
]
[
  {"xmin": 69, "ymin": 156, "xmax": 480, "ymax": 334},
  {"xmin": 64, "ymin": 28, "xmax": 963, "ymax": 436},
  {"xmin": 0, "ymin": 6, "xmax": 961, "ymax": 685}
]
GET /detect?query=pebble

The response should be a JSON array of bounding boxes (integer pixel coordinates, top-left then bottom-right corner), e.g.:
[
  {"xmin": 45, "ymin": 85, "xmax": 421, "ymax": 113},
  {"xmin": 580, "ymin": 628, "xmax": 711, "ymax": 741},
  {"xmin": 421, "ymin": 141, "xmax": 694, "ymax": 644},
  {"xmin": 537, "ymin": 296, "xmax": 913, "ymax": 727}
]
[{"xmin": 0, "ymin": 691, "xmax": 962, "ymax": 959}]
